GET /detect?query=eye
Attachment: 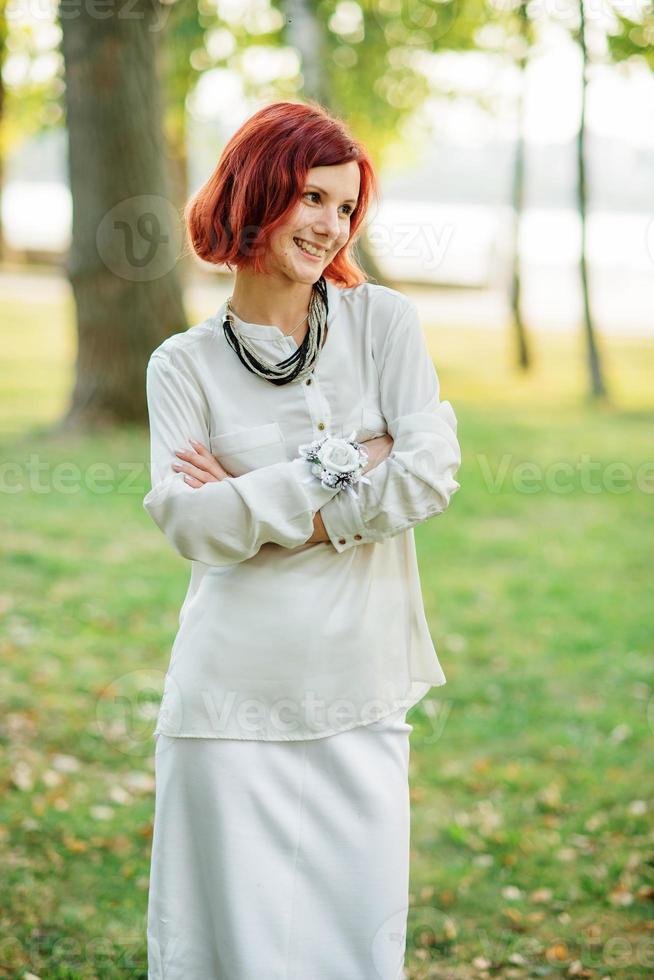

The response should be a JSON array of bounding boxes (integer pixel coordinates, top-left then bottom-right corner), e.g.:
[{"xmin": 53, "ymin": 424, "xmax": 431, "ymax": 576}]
[{"xmin": 303, "ymin": 191, "xmax": 354, "ymax": 217}]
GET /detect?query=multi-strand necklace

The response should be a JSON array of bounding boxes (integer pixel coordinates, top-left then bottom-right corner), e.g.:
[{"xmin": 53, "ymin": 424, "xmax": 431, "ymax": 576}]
[{"xmin": 222, "ymin": 276, "xmax": 329, "ymax": 386}]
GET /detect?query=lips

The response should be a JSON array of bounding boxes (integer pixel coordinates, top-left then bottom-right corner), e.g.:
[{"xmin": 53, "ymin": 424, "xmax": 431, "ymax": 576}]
[{"xmin": 293, "ymin": 237, "xmax": 325, "ymax": 260}]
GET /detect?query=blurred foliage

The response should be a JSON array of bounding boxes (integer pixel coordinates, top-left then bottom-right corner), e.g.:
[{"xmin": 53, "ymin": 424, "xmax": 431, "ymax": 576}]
[
  {"xmin": 606, "ymin": 0, "xmax": 654, "ymax": 68},
  {"xmin": 199, "ymin": 0, "xmax": 510, "ymax": 171},
  {"xmin": 2, "ymin": 0, "xmax": 539, "ymax": 176},
  {"xmin": 1, "ymin": 0, "xmax": 64, "ymax": 155},
  {"xmin": 2, "ymin": 0, "xmax": 653, "ymax": 172},
  {"xmin": 157, "ymin": 0, "xmax": 207, "ymax": 158}
]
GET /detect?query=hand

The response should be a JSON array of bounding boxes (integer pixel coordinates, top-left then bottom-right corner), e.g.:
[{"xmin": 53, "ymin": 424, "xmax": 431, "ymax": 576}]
[
  {"xmin": 172, "ymin": 439, "xmax": 234, "ymax": 487},
  {"xmin": 306, "ymin": 508, "xmax": 329, "ymax": 544},
  {"xmin": 360, "ymin": 433, "xmax": 394, "ymax": 474}
]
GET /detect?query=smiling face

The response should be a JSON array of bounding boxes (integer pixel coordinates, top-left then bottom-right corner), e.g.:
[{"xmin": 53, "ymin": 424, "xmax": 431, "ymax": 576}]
[{"xmin": 264, "ymin": 161, "xmax": 361, "ymax": 283}]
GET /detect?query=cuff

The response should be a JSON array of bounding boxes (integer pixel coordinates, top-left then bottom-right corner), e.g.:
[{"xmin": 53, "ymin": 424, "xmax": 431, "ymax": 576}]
[{"xmin": 319, "ymin": 482, "xmax": 382, "ymax": 553}]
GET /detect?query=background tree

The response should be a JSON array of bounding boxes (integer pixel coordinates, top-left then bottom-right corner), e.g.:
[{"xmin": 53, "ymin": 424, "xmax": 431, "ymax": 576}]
[
  {"xmin": 203, "ymin": 0, "xmax": 488, "ymax": 286},
  {"xmin": 0, "ymin": 0, "xmax": 7, "ymax": 261},
  {"xmin": 280, "ymin": 0, "xmax": 391, "ymax": 283},
  {"xmin": 58, "ymin": 0, "xmax": 187, "ymax": 430},
  {"xmin": 506, "ymin": 0, "xmax": 536, "ymax": 371},
  {"xmin": 0, "ymin": 0, "xmax": 65, "ymax": 261},
  {"xmin": 574, "ymin": 0, "xmax": 609, "ymax": 399},
  {"xmin": 2, "ymin": 0, "xmax": 203, "ymax": 270}
]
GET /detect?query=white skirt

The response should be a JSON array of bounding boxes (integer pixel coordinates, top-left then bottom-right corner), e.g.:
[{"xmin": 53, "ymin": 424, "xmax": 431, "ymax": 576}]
[{"xmin": 147, "ymin": 706, "xmax": 413, "ymax": 980}]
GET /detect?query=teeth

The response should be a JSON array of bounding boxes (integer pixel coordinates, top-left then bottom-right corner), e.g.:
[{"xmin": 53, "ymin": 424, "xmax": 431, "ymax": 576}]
[{"xmin": 294, "ymin": 237, "xmax": 324, "ymax": 257}]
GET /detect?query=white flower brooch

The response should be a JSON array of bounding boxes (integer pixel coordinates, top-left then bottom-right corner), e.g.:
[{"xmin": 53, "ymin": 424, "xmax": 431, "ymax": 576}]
[{"xmin": 298, "ymin": 431, "xmax": 372, "ymax": 498}]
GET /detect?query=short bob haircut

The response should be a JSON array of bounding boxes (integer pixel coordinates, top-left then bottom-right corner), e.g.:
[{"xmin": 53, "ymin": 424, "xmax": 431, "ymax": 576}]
[{"xmin": 185, "ymin": 100, "xmax": 380, "ymax": 289}]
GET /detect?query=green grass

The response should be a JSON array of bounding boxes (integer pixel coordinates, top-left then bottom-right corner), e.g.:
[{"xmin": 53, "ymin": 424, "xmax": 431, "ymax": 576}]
[{"xmin": 1, "ymin": 283, "xmax": 652, "ymax": 978}]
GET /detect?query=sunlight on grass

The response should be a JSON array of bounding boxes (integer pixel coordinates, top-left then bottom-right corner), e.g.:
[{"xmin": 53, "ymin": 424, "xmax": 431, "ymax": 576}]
[{"xmin": 424, "ymin": 325, "xmax": 654, "ymax": 412}]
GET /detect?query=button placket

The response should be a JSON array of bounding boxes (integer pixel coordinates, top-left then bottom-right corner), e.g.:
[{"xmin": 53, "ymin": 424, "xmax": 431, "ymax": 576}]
[{"xmin": 301, "ymin": 374, "xmax": 331, "ymax": 437}]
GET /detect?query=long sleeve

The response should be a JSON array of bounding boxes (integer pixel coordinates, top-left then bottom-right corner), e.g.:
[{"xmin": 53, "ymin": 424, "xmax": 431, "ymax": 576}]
[
  {"xmin": 319, "ymin": 300, "xmax": 461, "ymax": 553},
  {"xmin": 142, "ymin": 349, "xmax": 340, "ymax": 566}
]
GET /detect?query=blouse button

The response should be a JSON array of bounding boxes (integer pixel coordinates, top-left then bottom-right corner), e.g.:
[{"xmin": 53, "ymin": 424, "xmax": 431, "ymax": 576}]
[
  {"xmin": 306, "ymin": 378, "xmax": 312, "ymax": 385},
  {"xmin": 338, "ymin": 537, "xmax": 346, "ymax": 545},
  {"xmin": 354, "ymin": 534, "xmax": 363, "ymax": 540},
  {"xmin": 317, "ymin": 421, "xmax": 325, "ymax": 430}
]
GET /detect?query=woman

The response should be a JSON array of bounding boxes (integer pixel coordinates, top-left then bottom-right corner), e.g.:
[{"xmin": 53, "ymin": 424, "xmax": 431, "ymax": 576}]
[{"xmin": 143, "ymin": 100, "xmax": 461, "ymax": 980}]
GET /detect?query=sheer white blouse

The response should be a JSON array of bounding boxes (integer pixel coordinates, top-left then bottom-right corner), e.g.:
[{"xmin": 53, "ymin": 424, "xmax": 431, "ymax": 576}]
[{"xmin": 143, "ymin": 279, "xmax": 462, "ymax": 740}]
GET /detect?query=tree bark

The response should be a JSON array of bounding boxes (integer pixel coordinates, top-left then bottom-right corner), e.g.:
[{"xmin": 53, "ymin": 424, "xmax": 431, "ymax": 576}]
[
  {"xmin": 0, "ymin": 0, "xmax": 7, "ymax": 262},
  {"xmin": 509, "ymin": 0, "xmax": 531, "ymax": 371},
  {"xmin": 59, "ymin": 0, "xmax": 187, "ymax": 430},
  {"xmin": 283, "ymin": 0, "xmax": 330, "ymax": 106},
  {"xmin": 577, "ymin": 0, "xmax": 608, "ymax": 400}
]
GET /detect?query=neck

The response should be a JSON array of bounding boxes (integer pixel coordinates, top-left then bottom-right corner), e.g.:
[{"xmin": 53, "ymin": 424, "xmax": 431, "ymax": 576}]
[{"xmin": 230, "ymin": 269, "xmax": 318, "ymax": 334}]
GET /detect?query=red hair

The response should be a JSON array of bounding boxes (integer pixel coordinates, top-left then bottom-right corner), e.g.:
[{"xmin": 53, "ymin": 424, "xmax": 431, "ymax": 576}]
[{"xmin": 185, "ymin": 100, "xmax": 380, "ymax": 288}]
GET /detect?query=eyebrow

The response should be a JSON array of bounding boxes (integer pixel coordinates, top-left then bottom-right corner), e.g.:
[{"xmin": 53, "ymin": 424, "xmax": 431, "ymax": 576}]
[{"xmin": 305, "ymin": 185, "xmax": 358, "ymax": 206}]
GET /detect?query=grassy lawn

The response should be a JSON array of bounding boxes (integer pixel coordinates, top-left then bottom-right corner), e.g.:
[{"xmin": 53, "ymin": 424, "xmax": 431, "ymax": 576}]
[{"xmin": 1, "ymin": 283, "xmax": 653, "ymax": 979}]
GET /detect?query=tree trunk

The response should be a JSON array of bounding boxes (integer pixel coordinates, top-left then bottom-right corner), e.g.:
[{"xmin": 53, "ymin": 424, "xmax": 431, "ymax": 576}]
[
  {"xmin": 59, "ymin": 0, "xmax": 187, "ymax": 430},
  {"xmin": 283, "ymin": 0, "xmax": 330, "ymax": 106},
  {"xmin": 509, "ymin": 1, "xmax": 531, "ymax": 371},
  {"xmin": 577, "ymin": 0, "xmax": 608, "ymax": 400},
  {"xmin": 0, "ymin": 0, "xmax": 7, "ymax": 262},
  {"xmin": 281, "ymin": 0, "xmax": 391, "ymax": 287}
]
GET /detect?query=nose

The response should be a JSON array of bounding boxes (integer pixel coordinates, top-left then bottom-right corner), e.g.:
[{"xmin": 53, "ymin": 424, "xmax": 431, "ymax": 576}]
[{"xmin": 312, "ymin": 204, "xmax": 341, "ymax": 243}]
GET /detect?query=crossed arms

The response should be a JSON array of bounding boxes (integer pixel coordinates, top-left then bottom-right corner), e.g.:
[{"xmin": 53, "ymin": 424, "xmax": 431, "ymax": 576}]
[
  {"xmin": 143, "ymin": 301, "xmax": 462, "ymax": 565},
  {"xmin": 169, "ymin": 433, "xmax": 395, "ymax": 544}
]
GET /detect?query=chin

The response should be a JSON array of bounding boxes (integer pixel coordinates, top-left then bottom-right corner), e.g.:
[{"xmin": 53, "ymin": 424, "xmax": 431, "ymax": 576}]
[{"xmin": 288, "ymin": 264, "xmax": 324, "ymax": 284}]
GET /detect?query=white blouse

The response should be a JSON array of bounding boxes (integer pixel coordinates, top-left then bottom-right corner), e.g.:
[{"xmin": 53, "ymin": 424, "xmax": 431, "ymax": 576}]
[{"xmin": 143, "ymin": 279, "xmax": 462, "ymax": 741}]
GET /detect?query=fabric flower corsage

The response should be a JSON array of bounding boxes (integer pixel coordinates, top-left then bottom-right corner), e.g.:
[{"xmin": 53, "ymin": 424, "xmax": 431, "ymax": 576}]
[{"xmin": 298, "ymin": 431, "xmax": 372, "ymax": 498}]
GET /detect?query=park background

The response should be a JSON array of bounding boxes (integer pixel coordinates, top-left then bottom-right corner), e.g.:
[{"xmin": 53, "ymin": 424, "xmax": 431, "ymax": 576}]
[{"xmin": 1, "ymin": 0, "xmax": 653, "ymax": 977}]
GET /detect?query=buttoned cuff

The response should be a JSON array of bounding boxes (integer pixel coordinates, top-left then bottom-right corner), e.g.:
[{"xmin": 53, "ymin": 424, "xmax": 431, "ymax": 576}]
[{"xmin": 319, "ymin": 483, "xmax": 381, "ymax": 553}]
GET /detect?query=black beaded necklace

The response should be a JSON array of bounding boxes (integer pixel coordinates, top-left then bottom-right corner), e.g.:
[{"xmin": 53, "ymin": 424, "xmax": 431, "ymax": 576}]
[{"xmin": 221, "ymin": 276, "xmax": 329, "ymax": 386}]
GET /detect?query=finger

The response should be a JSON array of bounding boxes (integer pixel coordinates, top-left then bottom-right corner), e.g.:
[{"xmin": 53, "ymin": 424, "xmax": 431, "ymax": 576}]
[
  {"xmin": 188, "ymin": 438, "xmax": 212, "ymax": 456},
  {"xmin": 175, "ymin": 448, "xmax": 221, "ymax": 476},
  {"xmin": 183, "ymin": 473, "xmax": 203, "ymax": 488},
  {"xmin": 173, "ymin": 459, "xmax": 218, "ymax": 483},
  {"xmin": 176, "ymin": 447, "xmax": 231, "ymax": 480},
  {"xmin": 188, "ymin": 438, "xmax": 232, "ymax": 477}
]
